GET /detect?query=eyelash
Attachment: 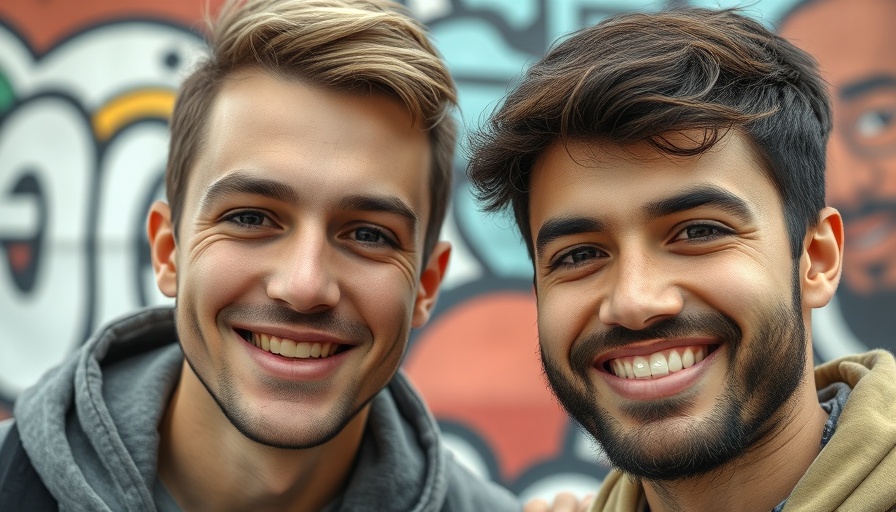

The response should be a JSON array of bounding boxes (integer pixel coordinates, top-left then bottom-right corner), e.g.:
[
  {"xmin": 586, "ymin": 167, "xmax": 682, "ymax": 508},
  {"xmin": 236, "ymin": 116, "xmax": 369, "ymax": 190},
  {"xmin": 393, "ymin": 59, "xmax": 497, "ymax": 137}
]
[
  {"xmin": 223, "ymin": 209, "xmax": 273, "ymax": 229},
  {"xmin": 352, "ymin": 226, "xmax": 399, "ymax": 248},
  {"xmin": 549, "ymin": 245, "xmax": 605, "ymax": 270},
  {"xmin": 672, "ymin": 222, "xmax": 735, "ymax": 242}
]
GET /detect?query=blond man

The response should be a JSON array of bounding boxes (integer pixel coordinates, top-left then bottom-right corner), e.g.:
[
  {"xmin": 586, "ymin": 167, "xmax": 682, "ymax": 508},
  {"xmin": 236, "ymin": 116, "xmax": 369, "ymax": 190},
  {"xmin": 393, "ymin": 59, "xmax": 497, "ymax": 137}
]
[{"xmin": 0, "ymin": 1, "xmax": 520, "ymax": 510}]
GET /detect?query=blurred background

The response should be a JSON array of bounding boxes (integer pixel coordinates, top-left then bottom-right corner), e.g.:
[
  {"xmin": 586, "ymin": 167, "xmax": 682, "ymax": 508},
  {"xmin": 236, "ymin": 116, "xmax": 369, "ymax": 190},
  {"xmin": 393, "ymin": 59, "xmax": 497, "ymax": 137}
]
[{"xmin": 1, "ymin": 0, "xmax": 893, "ymax": 502}]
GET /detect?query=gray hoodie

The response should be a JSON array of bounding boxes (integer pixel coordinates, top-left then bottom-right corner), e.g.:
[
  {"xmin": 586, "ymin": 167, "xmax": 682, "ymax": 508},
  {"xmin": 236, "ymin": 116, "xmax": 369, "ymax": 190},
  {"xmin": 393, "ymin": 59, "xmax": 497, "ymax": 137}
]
[{"xmin": 8, "ymin": 307, "xmax": 521, "ymax": 512}]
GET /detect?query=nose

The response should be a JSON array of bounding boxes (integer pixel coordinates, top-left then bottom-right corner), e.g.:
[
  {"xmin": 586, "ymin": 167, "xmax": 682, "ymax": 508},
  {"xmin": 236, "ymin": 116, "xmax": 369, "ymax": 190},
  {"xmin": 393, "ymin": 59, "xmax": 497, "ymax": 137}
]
[
  {"xmin": 598, "ymin": 250, "xmax": 683, "ymax": 330},
  {"xmin": 265, "ymin": 229, "xmax": 340, "ymax": 313}
]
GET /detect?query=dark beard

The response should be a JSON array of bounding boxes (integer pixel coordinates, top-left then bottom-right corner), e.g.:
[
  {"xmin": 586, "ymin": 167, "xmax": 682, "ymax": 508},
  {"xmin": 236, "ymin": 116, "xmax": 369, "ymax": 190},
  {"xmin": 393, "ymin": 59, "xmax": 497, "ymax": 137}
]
[{"xmin": 540, "ymin": 282, "xmax": 806, "ymax": 481}]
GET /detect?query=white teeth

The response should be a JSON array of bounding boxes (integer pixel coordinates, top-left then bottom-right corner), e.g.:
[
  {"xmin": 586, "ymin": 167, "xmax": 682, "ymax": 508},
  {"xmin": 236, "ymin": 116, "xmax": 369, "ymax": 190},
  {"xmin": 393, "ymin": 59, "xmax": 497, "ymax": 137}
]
[
  {"xmin": 668, "ymin": 350, "xmax": 682, "ymax": 372},
  {"xmin": 682, "ymin": 348, "xmax": 695, "ymax": 368},
  {"xmin": 609, "ymin": 346, "xmax": 712, "ymax": 380},
  {"xmin": 295, "ymin": 342, "xmax": 312, "ymax": 358},
  {"xmin": 280, "ymin": 338, "xmax": 297, "ymax": 357},
  {"xmin": 632, "ymin": 357, "xmax": 651, "ymax": 378},
  {"xmin": 247, "ymin": 331, "xmax": 341, "ymax": 359},
  {"xmin": 649, "ymin": 353, "xmax": 669, "ymax": 377}
]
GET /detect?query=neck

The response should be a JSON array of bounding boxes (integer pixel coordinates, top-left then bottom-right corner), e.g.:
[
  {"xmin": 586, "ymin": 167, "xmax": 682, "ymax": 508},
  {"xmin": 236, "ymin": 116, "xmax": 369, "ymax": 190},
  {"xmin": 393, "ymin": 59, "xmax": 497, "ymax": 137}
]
[
  {"xmin": 158, "ymin": 362, "xmax": 369, "ymax": 512},
  {"xmin": 641, "ymin": 377, "xmax": 829, "ymax": 512}
]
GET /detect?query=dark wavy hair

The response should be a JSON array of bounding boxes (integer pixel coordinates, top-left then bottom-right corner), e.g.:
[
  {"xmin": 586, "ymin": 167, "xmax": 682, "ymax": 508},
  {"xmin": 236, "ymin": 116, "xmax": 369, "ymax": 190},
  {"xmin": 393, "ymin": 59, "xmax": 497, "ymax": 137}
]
[{"xmin": 467, "ymin": 8, "xmax": 831, "ymax": 260}]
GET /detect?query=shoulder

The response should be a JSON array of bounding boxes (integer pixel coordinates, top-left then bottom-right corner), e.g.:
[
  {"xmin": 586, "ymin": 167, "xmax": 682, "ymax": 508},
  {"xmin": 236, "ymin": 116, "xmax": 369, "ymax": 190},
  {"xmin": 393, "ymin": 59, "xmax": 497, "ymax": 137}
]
[{"xmin": 441, "ymin": 453, "xmax": 522, "ymax": 512}]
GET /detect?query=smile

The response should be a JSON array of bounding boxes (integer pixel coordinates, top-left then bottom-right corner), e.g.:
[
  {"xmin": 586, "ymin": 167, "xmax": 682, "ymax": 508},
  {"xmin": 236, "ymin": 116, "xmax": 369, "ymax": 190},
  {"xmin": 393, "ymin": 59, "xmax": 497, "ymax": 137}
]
[
  {"xmin": 604, "ymin": 345, "xmax": 718, "ymax": 379},
  {"xmin": 236, "ymin": 329, "xmax": 346, "ymax": 359}
]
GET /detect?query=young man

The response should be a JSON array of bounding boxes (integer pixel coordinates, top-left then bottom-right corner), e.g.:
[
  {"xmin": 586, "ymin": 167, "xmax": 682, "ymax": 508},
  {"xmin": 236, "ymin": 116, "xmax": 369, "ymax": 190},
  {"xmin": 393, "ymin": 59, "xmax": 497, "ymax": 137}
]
[
  {"xmin": 469, "ymin": 8, "xmax": 896, "ymax": 512},
  {"xmin": 0, "ymin": 1, "xmax": 521, "ymax": 510}
]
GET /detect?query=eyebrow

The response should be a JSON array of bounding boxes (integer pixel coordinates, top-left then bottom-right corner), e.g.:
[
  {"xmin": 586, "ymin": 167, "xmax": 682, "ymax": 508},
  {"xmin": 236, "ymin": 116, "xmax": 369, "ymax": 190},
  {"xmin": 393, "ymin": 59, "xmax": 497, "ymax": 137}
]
[
  {"xmin": 535, "ymin": 217, "xmax": 605, "ymax": 259},
  {"xmin": 338, "ymin": 194, "xmax": 419, "ymax": 238},
  {"xmin": 199, "ymin": 172, "xmax": 299, "ymax": 214},
  {"xmin": 840, "ymin": 74, "xmax": 896, "ymax": 101},
  {"xmin": 534, "ymin": 185, "xmax": 754, "ymax": 259},
  {"xmin": 642, "ymin": 185, "xmax": 755, "ymax": 222}
]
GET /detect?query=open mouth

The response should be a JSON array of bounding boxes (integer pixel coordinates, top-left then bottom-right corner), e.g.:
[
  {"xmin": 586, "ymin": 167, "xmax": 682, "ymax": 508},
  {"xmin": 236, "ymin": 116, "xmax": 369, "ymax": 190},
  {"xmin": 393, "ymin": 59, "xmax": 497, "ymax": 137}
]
[
  {"xmin": 236, "ymin": 329, "xmax": 349, "ymax": 359},
  {"xmin": 602, "ymin": 344, "xmax": 719, "ymax": 380}
]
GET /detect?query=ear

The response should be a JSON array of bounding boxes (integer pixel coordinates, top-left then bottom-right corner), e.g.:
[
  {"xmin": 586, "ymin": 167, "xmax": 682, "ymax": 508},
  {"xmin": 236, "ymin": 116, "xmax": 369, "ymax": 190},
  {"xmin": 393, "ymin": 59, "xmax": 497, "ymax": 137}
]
[
  {"xmin": 411, "ymin": 241, "xmax": 451, "ymax": 328},
  {"xmin": 800, "ymin": 207, "xmax": 843, "ymax": 309},
  {"xmin": 147, "ymin": 201, "xmax": 178, "ymax": 298}
]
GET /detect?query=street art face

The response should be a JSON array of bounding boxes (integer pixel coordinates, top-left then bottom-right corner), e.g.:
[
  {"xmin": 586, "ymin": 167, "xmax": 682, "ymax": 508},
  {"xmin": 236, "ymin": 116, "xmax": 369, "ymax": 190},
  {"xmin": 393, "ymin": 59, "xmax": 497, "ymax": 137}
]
[{"xmin": 780, "ymin": 0, "xmax": 896, "ymax": 351}]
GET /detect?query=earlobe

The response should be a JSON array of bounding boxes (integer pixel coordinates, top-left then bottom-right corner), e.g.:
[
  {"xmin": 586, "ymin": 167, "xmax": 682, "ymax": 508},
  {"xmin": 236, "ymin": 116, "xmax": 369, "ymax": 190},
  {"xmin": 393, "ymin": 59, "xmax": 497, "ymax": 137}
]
[
  {"xmin": 147, "ymin": 201, "xmax": 178, "ymax": 298},
  {"xmin": 411, "ymin": 241, "xmax": 451, "ymax": 328},
  {"xmin": 801, "ymin": 207, "xmax": 844, "ymax": 309}
]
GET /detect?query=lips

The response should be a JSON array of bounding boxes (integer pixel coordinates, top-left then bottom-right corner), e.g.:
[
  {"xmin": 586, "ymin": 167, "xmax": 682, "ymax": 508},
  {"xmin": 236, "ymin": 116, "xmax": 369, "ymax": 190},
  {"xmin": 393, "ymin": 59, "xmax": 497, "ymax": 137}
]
[{"xmin": 604, "ymin": 345, "xmax": 718, "ymax": 380}]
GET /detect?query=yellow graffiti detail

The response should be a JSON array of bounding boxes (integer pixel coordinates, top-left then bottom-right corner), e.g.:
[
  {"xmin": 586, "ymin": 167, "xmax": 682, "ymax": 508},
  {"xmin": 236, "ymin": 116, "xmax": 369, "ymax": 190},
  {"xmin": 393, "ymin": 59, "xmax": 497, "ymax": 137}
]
[{"xmin": 93, "ymin": 89, "xmax": 176, "ymax": 141}]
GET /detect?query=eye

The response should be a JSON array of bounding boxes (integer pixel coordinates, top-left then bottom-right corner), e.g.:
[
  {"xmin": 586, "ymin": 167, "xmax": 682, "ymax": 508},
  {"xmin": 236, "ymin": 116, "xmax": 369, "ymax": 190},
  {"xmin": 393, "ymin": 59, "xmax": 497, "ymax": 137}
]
[
  {"xmin": 224, "ymin": 210, "xmax": 273, "ymax": 228},
  {"xmin": 672, "ymin": 223, "xmax": 732, "ymax": 241},
  {"xmin": 855, "ymin": 107, "xmax": 894, "ymax": 139},
  {"xmin": 552, "ymin": 246, "xmax": 603, "ymax": 269},
  {"xmin": 352, "ymin": 226, "xmax": 397, "ymax": 247}
]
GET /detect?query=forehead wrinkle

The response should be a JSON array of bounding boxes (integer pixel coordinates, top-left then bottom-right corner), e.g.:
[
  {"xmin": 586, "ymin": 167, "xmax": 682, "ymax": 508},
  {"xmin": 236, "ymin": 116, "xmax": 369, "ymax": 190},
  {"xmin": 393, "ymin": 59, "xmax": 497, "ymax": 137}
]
[
  {"xmin": 198, "ymin": 171, "xmax": 300, "ymax": 214},
  {"xmin": 642, "ymin": 185, "xmax": 756, "ymax": 224}
]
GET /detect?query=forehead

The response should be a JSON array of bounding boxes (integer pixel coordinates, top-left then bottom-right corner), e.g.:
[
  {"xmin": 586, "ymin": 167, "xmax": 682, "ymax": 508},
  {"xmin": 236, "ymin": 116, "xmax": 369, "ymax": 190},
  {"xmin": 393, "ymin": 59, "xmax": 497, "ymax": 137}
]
[
  {"xmin": 184, "ymin": 68, "xmax": 432, "ymax": 219},
  {"xmin": 528, "ymin": 132, "xmax": 780, "ymax": 231},
  {"xmin": 779, "ymin": 0, "xmax": 896, "ymax": 84}
]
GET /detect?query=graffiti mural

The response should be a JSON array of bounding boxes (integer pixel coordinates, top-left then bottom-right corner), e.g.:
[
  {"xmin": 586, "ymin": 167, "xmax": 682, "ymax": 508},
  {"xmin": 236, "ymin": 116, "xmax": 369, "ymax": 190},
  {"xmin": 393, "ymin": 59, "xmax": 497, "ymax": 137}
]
[{"xmin": 1, "ymin": 0, "xmax": 891, "ymax": 500}]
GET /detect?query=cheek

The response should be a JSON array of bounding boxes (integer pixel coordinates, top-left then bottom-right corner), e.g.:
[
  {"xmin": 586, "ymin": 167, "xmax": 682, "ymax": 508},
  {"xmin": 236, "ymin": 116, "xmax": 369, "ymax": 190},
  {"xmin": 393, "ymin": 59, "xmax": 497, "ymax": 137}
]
[
  {"xmin": 537, "ymin": 283, "xmax": 596, "ymax": 355},
  {"xmin": 350, "ymin": 264, "xmax": 417, "ymax": 329},
  {"xmin": 693, "ymin": 258, "xmax": 792, "ymax": 322}
]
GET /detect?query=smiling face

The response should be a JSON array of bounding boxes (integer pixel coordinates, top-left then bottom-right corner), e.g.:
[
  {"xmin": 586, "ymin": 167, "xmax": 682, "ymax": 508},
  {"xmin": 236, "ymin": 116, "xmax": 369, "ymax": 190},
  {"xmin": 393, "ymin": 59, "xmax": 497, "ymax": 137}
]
[
  {"xmin": 149, "ymin": 68, "xmax": 447, "ymax": 449},
  {"xmin": 780, "ymin": 0, "xmax": 896, "ymax": 344},
  {"xmin": 529, "ymin": 132, "xmax": 818, "ymax": 479}
]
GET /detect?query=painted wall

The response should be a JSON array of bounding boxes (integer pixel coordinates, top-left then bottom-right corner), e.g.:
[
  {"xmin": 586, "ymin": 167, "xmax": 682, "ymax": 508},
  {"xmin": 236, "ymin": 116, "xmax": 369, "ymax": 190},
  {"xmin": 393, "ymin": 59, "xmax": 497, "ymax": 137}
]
[{"xmin": 1, "ymin": 0, "xmax": 893, "ymax": 501}]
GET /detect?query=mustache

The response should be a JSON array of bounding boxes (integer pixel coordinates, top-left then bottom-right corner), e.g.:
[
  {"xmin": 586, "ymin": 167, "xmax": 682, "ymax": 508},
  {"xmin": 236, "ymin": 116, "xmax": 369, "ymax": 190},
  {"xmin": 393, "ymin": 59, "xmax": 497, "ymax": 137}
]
[
  {"xmin": 220, "ymin": 303, "xmax": 372, "ymax": 342},
  {"xmin": 838, "ymin": 199, "xmax": 896, "ymax": 223},
  {"xmin": 569, "ymin": 312, "xmax": 741, "ymax": 375}
]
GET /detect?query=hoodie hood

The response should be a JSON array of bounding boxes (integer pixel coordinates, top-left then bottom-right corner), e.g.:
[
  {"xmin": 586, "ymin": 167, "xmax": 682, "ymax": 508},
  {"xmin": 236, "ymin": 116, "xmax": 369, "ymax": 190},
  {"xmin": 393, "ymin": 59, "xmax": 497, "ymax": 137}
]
[
  {"xmin": 784, "ymin": 349, "xmax": 896, "ymax": 511},
  {"xmin": 14, "ymin": 308, "xmax": 182, "ymax": 512}
]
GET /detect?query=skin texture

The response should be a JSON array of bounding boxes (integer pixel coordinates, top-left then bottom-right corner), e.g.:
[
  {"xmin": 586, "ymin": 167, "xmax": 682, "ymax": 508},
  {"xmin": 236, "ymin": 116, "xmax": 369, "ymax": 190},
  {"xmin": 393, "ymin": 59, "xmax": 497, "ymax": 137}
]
[
  {"xmin": 148, "ymin": 68, "xmax": 450, "ymax": 512},
  {"xmin": 780, "ymin": 0, "xmax": 896, "ymax": 345},
  {"xmin": 527, "ymin": 132, "xmax": 844, "ymax": 511}
]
